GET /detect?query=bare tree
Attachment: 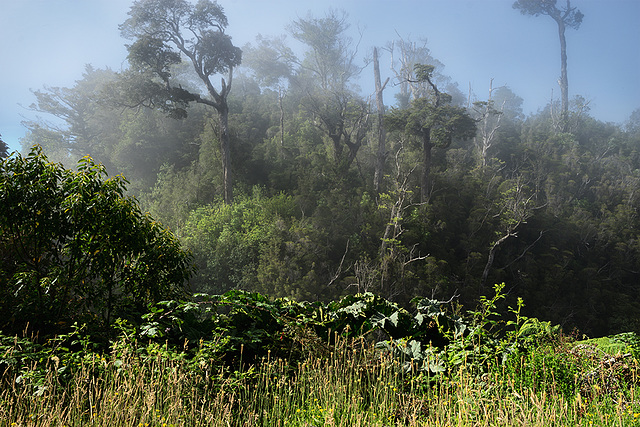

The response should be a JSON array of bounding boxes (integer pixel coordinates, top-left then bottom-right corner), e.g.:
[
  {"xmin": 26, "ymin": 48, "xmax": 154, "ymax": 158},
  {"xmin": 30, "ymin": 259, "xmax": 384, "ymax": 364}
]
[
  {"xmin": 480, "ymin": 175, "xmax": 537, "ymax": 293},
  {"xmin": 373, "ymin": 47, "xmax": 389, "ymax": 192},
  {"xmin": 375, "ymin": 144, "xmax": 427, "ymax": 300},
  {"xmin": 471, "ymin": 79, "xmax": 505, "ymax": 167}
]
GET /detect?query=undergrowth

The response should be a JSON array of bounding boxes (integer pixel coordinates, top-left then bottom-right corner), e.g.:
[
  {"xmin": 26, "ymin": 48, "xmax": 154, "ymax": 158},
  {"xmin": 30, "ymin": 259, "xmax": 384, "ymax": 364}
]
[{"xmin": 2, "ymin": 285, "xmax": 640, "ymax": 426}]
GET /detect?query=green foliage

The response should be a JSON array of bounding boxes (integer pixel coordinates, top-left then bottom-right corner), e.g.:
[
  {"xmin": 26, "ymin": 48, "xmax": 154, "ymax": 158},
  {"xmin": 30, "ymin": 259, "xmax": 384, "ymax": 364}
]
[
  {"xmin": 182, "ymin": 190, "xmax": 302, "ymax": 294},
  {"xmin": 136, "ymin": 290, "xmax": 324, "ymax": 368},
  {"xmin": 2, "ymin": 283, "xmax": 639, "ymax": 426},
  {"xmin": 17, "ymin": 6, "xmax": 640, "ymax": 339},
  {"xmin": 120, "ymin": 0, "xmax": 241, "ymax": 85},
  {"xmin": 389, "ymin": 98, "xmax": 476, "ymax": 149},
  {"xmin": 377, "ymin": 284, "xmax": 560, "ymax": 376},
  {"xmin": 0, "ymin": 146, "xmax": 193, "ymax": 334},
  {"xmin": 513, "ymin": 0, "xmax": 584, "ymax": 30},
  {"xmin": 611, "ymin": 332, "xmax": 640, "ymax": 358},
  {"xmin": 126, "ymin": 284, "xmax": 561, "ymax": 380},
  {"xmin": 119, "ymin": 0, "xmax": 243, "ymax": 202},
  {"xmin": 504, "ymin": 344, "xmax": 583, "ymax": 399},
  {"xmin": 21, "ymin": 66, "xmax": 121, "ymax": 169},
  {"xmin": 574, "ymin": 332, "xmax": 640, "ymax": 359}
]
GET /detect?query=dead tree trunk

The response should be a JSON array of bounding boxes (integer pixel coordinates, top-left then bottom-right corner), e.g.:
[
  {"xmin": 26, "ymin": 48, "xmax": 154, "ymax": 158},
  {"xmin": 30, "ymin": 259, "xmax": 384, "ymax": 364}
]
[{"xmin": 373, "ymin": 47, "xmax": 389, "ymax": 193}]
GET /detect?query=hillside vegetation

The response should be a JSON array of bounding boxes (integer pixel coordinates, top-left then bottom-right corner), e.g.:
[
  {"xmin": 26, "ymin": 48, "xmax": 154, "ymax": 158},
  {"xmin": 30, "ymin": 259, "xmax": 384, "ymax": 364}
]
[
  {"xmin": 14, "ymin": 8, "xmax": 640, "ymax": 334},
  {"xmin": 2, "ymin": 3, "xmax": 640, "ymax": 424},
  {"xmin": 1, "ymin": 144, "xmax": 640, "ymax": 426}
]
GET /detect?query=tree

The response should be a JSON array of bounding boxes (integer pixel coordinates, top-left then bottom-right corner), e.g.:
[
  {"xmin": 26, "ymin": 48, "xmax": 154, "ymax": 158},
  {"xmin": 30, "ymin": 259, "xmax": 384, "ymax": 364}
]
[
  {"xmin": 374, "ymin": 144, "xmax": 428, "ymax": 300},
  {"xmin": 119, "ymin": 0, "xmax": 242, "ymax": 203},
  {"xmin": 513, "ymin": 0, "xmax": 583, "ymax": 131},
  {"xmin": 288, "ymin": 10, "xmax": 370, "ymax": 171},
  {"xmin": 21, "ymin": 66, "xmax": 119, "ymax": 168},
  {"xmin": 386, "ymin": 64, "xmax": 476, "ymax": 203},
  {"xmin": 22, "ymin": 65, "xmax": 205, "ymax": 194},
  {"xmin": 479, "ymin": 175, "xmax": 538, "ymax": 293},
  {"xmin": 373, "ymin": 47, "xmax": 389, "ymax": 193},
  {"xmin": 242, "ymin": 35, "xmax": 295, "ymax": 156},
  {"xmin": 471, "ymin": 80, "xmax": 505, "ymax": 167},
  {"xmin": 0, "ymin": 134, "xmax": 7, "ymax": 158},
  {"xmin": 387, "ymin": 37, "xmax": 465, "ymax": 109},
  {"xmin": 0, "ymin": 146, "xmax": 193, "ymax": 334},
  {"xmin": 626, "ymin": 108, "xmax": 640, "ymax": 135}
]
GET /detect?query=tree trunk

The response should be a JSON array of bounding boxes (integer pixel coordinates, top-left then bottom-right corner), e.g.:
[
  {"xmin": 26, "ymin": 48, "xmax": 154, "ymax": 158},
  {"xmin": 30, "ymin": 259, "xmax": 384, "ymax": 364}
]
[
  {"xmin": 279, "ymin": 87, "xmax": 285, "ymax": 158},
  {"xmin": 556, "ymin": 18, "xmax": 569, "ymax": 132},
  {"xmin": 345, "ymin": 136, "xmax": 361, "ymax": 169},
  {"xmin": 480, "ymin": 232, "xmax": 512, "ymax": 295},
  {"xmin": 219, "ymin": 104, "xmax": 233, "ymax": 204},
  {"xmin": 373, "ymin": 47, "xmax": 388, "ymax": 193},
  {"xmin": 421, "ymin": 131, "xmax": 432, "ymax": 203},
  {"xmin": 330, "ymin": 133, "xmax": 344, "ymax": 164}
]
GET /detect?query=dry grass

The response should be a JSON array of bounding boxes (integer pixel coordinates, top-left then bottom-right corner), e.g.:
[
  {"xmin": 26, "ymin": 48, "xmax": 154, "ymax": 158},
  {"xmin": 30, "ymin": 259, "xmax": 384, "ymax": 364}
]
[{"xmin": 2, "ymin": 337, "xmax": 640, "ymax": 426}]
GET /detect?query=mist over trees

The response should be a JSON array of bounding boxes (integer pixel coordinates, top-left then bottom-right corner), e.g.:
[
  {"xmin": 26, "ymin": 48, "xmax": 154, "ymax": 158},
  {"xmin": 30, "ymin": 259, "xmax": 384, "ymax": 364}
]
[
  {"xmin": 14, "ymin": 1, "xmax": 640, "ymax": 337},
  {"xmin": 119, "ymin": 0, "xmax": 242, "ymax": 203},
  {"xmin": 513, "ymin": 0, "xmax": 584, "ymax": 131}
]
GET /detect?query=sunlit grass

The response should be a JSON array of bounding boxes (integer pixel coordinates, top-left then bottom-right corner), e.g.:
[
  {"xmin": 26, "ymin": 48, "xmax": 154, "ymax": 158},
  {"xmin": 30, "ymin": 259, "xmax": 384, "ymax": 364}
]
[{"xmin": 2, "ymin": 335, "xmax": 639, "ymax": 426}]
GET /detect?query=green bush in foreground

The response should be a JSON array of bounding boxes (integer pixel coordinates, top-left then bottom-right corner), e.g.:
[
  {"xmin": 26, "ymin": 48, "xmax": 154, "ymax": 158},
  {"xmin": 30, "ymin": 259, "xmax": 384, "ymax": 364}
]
[{"xmin": 0, "ymin": 146, "xmax": 193, "ymax": 334}]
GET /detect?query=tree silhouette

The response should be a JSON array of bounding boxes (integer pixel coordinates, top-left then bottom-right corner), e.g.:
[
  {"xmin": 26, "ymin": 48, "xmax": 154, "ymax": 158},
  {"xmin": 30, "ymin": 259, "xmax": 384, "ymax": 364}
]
[
  {"xmin": 513, "ymin": 0, "xmax": 583, "ymax": 131},
  {"xmin": 120, "ymin": 0, "xmax": 241, "ymax": 203}
]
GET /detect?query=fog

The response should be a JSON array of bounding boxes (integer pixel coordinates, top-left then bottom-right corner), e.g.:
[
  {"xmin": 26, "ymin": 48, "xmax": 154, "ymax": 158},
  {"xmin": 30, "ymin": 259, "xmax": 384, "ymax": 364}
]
[
  {"xmin": 3, "ymin": 0, "xmax": 640, "ymax": 340},
  {"xmin": 1, "ymin": 0, "xmax": 639, "ymax": 153}
]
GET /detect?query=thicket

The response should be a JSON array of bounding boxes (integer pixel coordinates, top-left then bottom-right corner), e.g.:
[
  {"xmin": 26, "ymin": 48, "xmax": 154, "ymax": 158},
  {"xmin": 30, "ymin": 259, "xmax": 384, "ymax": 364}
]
[
  {"xmin": 15, "ymin": 8, "xmax": 640, "ymax": 338},
  {"xmin": 0, "ymin": 148, "xmax": 193, "ymax": 336},
  {"xmin": 2, "ymin": 145, "xmax": 640, "ymax": 425}
]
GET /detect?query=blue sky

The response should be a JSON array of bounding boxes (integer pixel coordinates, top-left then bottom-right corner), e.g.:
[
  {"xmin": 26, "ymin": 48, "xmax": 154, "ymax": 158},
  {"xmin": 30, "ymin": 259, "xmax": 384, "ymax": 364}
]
[{"xmin": 1, "ymin": 0, "xmax": 639, "ymax": 154}]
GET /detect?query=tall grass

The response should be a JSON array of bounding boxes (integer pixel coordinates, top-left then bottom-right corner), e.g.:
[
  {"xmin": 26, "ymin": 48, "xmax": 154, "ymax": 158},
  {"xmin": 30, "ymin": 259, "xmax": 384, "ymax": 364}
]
[{"xmin": 2, "ymin": 335, "xmax": 639, "ymax": 426}]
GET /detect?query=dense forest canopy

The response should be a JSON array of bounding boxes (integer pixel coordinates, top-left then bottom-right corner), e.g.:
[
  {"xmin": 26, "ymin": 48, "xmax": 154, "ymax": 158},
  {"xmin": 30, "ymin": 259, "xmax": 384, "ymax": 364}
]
[{"xmin": 8, "ymin": 0, "xmax": 640, "ymax": 337}]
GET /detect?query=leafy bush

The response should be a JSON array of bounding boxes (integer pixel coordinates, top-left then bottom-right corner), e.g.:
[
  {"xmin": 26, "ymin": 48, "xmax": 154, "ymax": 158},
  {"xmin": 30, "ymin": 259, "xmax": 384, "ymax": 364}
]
[
  {"xmin": 129, "ymin": 284, "xmax": 562, "ymax": 380},
  {"xmin": 182, "ymin": 190, "xmax": 335, "ymax": 300},
  {"xmin": 0, "ymin": 146, "xmax": 193, "ymax": 335},
  {"xmin": 182, "ymin": 190, "xmax": 298, "ymax": 293}
]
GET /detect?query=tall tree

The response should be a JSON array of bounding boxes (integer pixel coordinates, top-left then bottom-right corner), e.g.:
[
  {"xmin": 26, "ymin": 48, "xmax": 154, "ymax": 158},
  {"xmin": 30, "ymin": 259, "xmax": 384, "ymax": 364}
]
[
  {"xmin": 373, "ymin": 47, "xmax": 389, "ymax": 193},
  {"xmin": 471, "ymin": 80, "xmax": 504, "ymax": 167},
  {"xmin": 288, "ymin": 11, "xmax": 369, "ymax": 171},
  {"xmin": 387, "ymin": 37, "xmax": 464, "ymax": 108},
  {"xmin": 386, "ymin": 64, "xmax": 476, "ymax": 203},
  {"xmin": 626, "ymin": 108, "xmax": 640, "ymax": 135},
  {"xmin": 513, "ymin": 0, "xmax": 583, "ymax": 131},
  {"xmin": 22, "ymin": 66, "xmax": 120, "ymax": 168},
  {"xmin": 0, "ymin": 134, "xmax": 7, "ymax": 158},
  {"xmin": 242, "ymin": 35, "xmax": 295, "ymax": 157},
  {"xmin": 119, "ymin": 0, "xmax": 241, "ymax": 203}
]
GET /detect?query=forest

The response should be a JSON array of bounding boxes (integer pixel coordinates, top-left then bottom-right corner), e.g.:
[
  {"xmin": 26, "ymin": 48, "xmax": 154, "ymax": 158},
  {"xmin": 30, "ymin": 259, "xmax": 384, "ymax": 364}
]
[
  {"xmin": 5, "ymin": 1, "xmax": 640, "ymax": 338},
  {"xmin": 2, "ymin": 1, "xmax": 640, "ymax": 425}
]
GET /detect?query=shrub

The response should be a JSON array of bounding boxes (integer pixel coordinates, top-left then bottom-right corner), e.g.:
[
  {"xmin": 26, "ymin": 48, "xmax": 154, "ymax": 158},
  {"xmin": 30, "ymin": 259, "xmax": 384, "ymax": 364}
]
[{"xmin": 0, "ymin": 146, "xmax": 193, "ymax": 335}]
